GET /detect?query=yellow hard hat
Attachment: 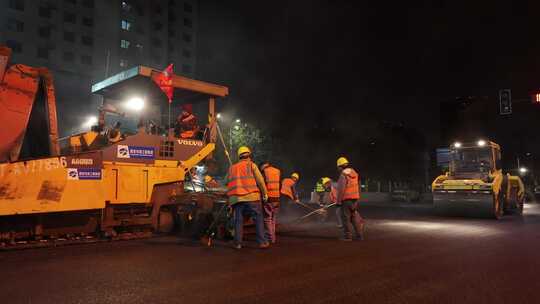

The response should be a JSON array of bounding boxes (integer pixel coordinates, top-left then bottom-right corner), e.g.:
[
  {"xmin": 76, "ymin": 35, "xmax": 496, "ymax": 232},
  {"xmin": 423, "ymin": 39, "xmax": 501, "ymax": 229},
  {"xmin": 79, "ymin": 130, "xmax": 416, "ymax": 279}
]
[
  {"xmin": 204, "ymin": 175, "xmax": 212, "ymax": 183},
  {"xmin": 337, "ymin": 157, "xmax": 349, "ymax": 167},
  {"xmin": 237, "ymin": 146, "xmax": 251, "ymax": 157},
  {"xmin": 321, "ymin": 177, "xmax": 331, "ymax": 185},
  {"xmin": 291, "ymin": 173, "xmax": 300, "ymax": 180}
]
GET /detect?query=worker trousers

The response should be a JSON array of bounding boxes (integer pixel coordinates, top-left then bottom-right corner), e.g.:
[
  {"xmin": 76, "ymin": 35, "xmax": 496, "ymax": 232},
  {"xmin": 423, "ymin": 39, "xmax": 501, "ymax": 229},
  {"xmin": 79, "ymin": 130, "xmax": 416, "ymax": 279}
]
[
  {"xmin": 263, "ymin": 198, "xmax": 280, "ymax": 243},
  {"xmin": 233, "ymin": 201, "xmax": 267, "ymax": 245},
  {"xmin": 339, "ymin": 200, "xmax": 365, "ymax": 239},
  {"xmin": 335, "ymin": 205, "xmax": 343, "ymax": 228}
]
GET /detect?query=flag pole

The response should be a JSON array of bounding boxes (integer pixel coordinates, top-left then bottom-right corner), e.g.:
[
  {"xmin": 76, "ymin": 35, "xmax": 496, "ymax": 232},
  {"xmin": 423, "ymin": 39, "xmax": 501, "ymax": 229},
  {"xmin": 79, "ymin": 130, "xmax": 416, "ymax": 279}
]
[{"xmin": 168, "ymin": 102, "xmax": 171, "ymax": 130}]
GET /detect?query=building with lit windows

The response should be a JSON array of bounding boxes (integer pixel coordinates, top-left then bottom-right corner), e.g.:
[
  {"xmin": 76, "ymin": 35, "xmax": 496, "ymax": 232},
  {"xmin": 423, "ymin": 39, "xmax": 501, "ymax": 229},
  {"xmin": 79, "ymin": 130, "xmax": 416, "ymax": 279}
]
[{"xmin": 0, "ymin": 0, "xmax": 198, "ymax": 134}]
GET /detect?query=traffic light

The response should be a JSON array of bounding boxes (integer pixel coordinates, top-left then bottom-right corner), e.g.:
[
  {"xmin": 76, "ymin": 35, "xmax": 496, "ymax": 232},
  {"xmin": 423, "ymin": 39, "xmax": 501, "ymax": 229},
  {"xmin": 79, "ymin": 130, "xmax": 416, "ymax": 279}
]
[
  {"xmin": 499, "ymin": 89, "xmax": 512, "ymax": 115},
  {"xmin": 530, "ymin": 90, "xmax": 540, "ymax": 104}
]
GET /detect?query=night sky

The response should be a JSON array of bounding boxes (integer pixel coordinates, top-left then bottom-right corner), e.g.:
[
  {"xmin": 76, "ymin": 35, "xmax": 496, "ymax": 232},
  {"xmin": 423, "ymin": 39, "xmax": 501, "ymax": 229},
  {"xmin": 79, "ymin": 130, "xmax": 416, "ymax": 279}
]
[{"xmin": 197, "ymin": 1, "xmax": 540, "ymax": 185}]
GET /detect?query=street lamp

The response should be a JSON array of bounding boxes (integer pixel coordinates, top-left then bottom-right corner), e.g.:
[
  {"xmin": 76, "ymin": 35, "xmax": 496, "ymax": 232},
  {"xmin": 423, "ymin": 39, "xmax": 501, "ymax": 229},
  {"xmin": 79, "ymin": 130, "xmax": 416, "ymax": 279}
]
[
  {"xmin": 235, "ymin": 118, "xmax": 241, "ymax": 124},
  {"xmin": 216, "ymin": 113, "xmax": 222, "ymax": 120}
]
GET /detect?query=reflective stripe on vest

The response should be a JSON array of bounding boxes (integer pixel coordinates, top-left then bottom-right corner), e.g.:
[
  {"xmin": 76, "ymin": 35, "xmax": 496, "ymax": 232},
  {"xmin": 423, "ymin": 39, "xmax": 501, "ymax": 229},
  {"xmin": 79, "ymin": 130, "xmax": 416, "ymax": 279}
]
[
  {"xmin": 263, "ymin": 166, "xmax": 281, "ymax": 198},
  {"xmin": 227, "ymin": 160, "xmax": 260, "ymax": 196},
  {"xmin": 342, "ymin": 168, "xmax": 360, "ymax": 200},
  {"xmin": 281, "ymin": 178, "xmax": 295, "ymax": 199}
]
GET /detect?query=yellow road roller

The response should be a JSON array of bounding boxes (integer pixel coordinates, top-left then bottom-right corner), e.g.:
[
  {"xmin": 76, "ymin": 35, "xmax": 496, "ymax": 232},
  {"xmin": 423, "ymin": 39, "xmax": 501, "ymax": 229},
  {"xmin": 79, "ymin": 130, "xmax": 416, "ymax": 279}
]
[{"xmin": 432, "ymin": 140, "xmax": 524, "ymax": 219}]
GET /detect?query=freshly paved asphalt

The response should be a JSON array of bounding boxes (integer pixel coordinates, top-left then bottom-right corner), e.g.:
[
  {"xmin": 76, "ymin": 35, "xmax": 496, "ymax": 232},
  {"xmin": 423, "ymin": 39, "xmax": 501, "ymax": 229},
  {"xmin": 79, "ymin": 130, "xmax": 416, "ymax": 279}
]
[{"xmin": 2, "ymin": 202, "xmax": 540, "ymax": 304}]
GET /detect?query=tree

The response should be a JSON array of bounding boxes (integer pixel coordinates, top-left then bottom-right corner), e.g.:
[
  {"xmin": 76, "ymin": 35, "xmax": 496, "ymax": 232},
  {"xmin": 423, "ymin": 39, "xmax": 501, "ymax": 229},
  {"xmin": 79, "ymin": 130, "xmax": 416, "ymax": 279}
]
[{"xmin": 213, "ymin": 122, "xmax": 274, "ymax": 175}]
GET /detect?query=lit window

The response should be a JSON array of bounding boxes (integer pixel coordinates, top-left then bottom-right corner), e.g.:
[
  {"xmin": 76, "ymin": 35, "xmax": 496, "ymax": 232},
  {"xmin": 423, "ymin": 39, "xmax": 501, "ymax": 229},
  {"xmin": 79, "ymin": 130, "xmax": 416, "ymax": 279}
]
[
  {"xmin": 120, "ymin": 59, "xmax": 128, "ymax": 68},
  {"xmin": 536, "ymin": 93, "xmax": 540, "ymax": 103},
  {"xmin": 120, "ymin": 39, "xmax": 130, "ymax": 48},
  {"xmin": 121, "ymin": 20, "xmax": 131, "ymax": 31},
  {"xmin": 121, "ymin": 1, "xmax": 131, "ymax": 12}
]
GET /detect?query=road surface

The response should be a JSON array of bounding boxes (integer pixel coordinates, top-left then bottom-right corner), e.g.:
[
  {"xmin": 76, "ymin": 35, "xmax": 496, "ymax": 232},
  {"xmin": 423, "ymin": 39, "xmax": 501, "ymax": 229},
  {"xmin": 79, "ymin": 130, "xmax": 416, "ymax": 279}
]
[{"xmin": 2, "ymin": 202, "xmax": 540, "ymax": 304}]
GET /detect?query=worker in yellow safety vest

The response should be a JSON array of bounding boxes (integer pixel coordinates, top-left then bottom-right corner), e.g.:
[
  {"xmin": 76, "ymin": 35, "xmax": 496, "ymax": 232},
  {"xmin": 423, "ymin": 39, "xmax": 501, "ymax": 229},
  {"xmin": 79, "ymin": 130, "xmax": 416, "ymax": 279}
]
[
  {"xmin": 335, "ymin": 157, "xmax": 364, "ymax": 241},
  {"xmin": 260, "ymin": 162, "xmax": 281, "ymax": 243},
  {"xmin": 281, "ymin": 172, "xmax": 300, "ymax": 214},
  {"xmin": 315, "ymin": 177, "xmax": 330, "ymax": 205},
  {"xmin": 226, "ymin": 146, "xmax": 270, "ymax": 249}
]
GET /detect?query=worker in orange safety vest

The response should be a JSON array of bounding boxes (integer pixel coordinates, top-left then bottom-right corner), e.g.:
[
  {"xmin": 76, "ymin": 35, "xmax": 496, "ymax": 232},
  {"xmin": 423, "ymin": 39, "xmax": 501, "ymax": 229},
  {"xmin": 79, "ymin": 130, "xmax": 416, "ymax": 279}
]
[
  {"xmin": 335, "ymin": 157, "xmax": 365, "ymax": 241},
  {"xmin": 260, "ymin": 162, "xmax": 281, "ymax": 243},
  {"xmin": 226, "ymin": 146, "xmax": 270, "ymax": 249},
  {"xmin": 322, "ymin": 177, "xmax": 343, "ymax": 229},
  {"xmin": 280, "ymin": 172, "xmax": 300, "ymax": 214}
]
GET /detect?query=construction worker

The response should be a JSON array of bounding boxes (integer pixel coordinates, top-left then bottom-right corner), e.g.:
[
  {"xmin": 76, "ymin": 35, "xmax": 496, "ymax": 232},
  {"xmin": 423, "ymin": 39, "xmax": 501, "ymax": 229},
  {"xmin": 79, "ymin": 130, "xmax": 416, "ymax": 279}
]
[
  {"xmin": 335, "ymin": 157, "xmax": 364, "ymax": 241},
  {"xmin": 226, "ymin": 146, "xmax": 270, "ymax": 249},
  {"xmin": 323, "ymin": 177, "xmax": 343, "ymax": 228},
  {"xmin": 281, "ymin": 172, "xmax": 300, "ymax": 214},
  {"xmin": 314, "ymin": 177, "xmax": 329, "ymax": 205},
  {"xmin": 176, "ymin": 103, "xmax": 199, "ymax": 139},
  {"xmin": 260, "ymin": 162, "xmax": 281, "ymax": 243}
]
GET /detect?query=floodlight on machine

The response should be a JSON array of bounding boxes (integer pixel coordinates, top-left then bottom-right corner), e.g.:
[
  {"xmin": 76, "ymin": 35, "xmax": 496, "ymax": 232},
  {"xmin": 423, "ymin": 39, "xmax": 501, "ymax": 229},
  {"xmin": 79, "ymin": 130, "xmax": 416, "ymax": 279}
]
[{"xmin": 125, "ymin": 97, "xmax": 145, "ymax": 111}]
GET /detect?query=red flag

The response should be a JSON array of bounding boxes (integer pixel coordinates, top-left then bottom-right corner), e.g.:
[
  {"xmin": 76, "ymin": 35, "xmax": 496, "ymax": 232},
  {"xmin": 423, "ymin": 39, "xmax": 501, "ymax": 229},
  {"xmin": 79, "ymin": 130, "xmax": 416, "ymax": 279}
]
[{"xmin": 154, "ymin": 63, "xmax": 174, "ymax": 103}]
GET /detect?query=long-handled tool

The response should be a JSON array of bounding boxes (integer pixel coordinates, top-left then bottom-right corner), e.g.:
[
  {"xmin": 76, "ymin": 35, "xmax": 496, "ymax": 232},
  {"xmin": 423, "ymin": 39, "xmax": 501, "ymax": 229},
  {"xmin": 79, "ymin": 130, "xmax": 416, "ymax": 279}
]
[
  {"xmin": 296, "ymin": 201, "xmax": 318, "ymax": 212},
  {"xmin": 199, "ymin": 121, "xmax": 233, "ymax": 247},
  {"xmin": 200, "ymin": 202, "xmax": 230, "ymax": 247},
  {"xmin": 295, "ymin": 203, "xmax": 336, "ymax": 222},
  {"xmin": 216, "ymin": 122, "xmax": 233, "ymax": 166}
]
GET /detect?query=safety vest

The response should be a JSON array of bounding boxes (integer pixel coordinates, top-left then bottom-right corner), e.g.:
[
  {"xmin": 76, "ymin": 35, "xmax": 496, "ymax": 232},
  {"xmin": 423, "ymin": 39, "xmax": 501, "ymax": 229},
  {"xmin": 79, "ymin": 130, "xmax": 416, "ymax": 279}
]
[
  {"xmin": 263, "ymin": 166, "xmax": 281, "ymax": 198},
  {"xmin": 315, "ymin": 180, "xmax": 325, "ymax": 193},
  {"xmin": 281, "ymin": 178, "xmax": 296, "ymax": 199},
  {"xmin": 342, "ymin": 168, "xmax": 360, "ymax": 200},
  {"xmin": 227, "ymin": 160, "xmax": 260, "ymax": 197}
]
